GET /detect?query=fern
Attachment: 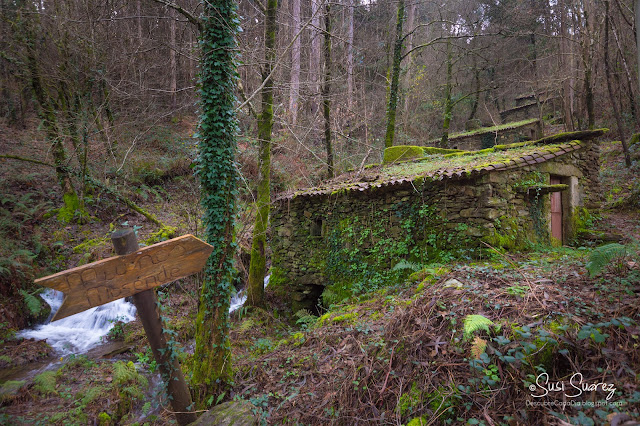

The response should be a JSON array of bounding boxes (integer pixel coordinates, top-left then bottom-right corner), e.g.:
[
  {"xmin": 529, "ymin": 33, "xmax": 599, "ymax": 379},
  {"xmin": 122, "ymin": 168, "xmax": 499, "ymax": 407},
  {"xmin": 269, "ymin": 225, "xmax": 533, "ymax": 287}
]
[
  {"xmin": 295, "ymin": 309, "xmax": 318, "ymax": 328},
  {"xmin": 586, "ymin": 243, "xmax": 627, "ymax": 277},
  {"xmin": 470, "ymin": 336, "xmax": 487, "ymax": 359},
  {"xmin": 113, "ymin": 361, "xmax": 148, "ymax": 387},
  {"xmin": 321, "ymin": 288, "xmax": 339, "ymax": 307},
  {"xmin": 463, "ymin": 314, "xmax": 494, "ymax": 340},
  {"xmin": 33, "ymin": 371, "xmax": 57, "ymax": 396},
  {"xmin": 20, "ymin": 290, "xmax": 42, "ymax": 316},
  {"xmin": 239, "ymin": 318, "xmax": 255, "ymax": 332},
  {"xmin": 392, "ymin": 260, "xmax": 425, "ymax": 272}
]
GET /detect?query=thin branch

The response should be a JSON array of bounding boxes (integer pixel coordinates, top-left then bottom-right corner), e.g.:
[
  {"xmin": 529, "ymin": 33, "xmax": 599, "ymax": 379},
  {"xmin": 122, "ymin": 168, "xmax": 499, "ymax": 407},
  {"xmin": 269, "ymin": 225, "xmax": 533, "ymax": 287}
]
[
  {"xmin": 0, "ymin": 155, "xmax": 53, "ymax": 167},
  {"xmin": 450, "ymin": 87, "xmax": 493, "ymax": 109},
  {"xmin": 148, "ymin": 0, "xmax": 202, "ymax": 31},
  {"xmin": 236, "ymin": 1, "xmax": 323, "ymax": 113},
  {"xmin": 237, "ymin": 80, "xmax": 258, "ymax": 119},
  {"xmin": 401, "ymin": 32, "xmax": 502, "ymax": 60}
]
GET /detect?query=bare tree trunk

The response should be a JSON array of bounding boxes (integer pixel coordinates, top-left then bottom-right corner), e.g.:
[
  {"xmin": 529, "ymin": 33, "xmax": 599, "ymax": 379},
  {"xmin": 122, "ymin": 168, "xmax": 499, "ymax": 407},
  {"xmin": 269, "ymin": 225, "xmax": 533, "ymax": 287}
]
[
  {"xmin": 310, "ymin": 0, "xmax": 322, "ymax": 115},
  {"xmin": 169, "ymin": 7, "xmax": 177, "ymax": 109},
  {"xmin": 323, "ymin": 1, "xmax": 334, "ymax": 178},
  {"xmin": 611, "ymin": 14, "xmax": 639, "ymax": 126},
  {"xmin": 289, "ymin": 0, "xmax": 301, "ymax": 125},
  {"xmin": 402, "ymin": 0, "xmax": 415, "ymax": 132},
  {"xmin": 137, "ymin": 0, "xmax": 143, "ymax": 40},
  {"xmin": 635, "ymin": 0, "xmax": 640, "ymax": 96},
  {"xmin": 346, "ymin": 0, "xmax": 354, "ymax": 112},
  {"xmin": 559, "ymin": 0, "xmax": 575, "ymax": 130},
  {"xmin": 581, "ymin": 1, "xmax": 596, "ymax": 129},
  {"xmin": 440, "ymin": 39, "xmax": 453, "ymax": 148},
  {"xmin": 468, "ymin": 55, "xmax": 480, "ymax": 122},
  {"xmin": 605, "ymin": 0, "xmax": 632, "ymax": 167}
]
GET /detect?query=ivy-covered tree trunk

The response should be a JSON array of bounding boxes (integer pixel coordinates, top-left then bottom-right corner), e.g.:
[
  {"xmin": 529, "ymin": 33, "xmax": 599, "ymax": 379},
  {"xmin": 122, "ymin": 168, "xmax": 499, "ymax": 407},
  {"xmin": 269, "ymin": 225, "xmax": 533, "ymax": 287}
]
[
  {"xmin": 192, "ymin": 0, "xmax": 239, "ymax": 404},
  {"xmin": 384, "ymin": 0, "xmax": 405, "ymax": 149},
  {"xmin": 247, "ymin": 0, "xmax": 278, "ymax": 308},
  {"xmin": 322, "ymin": 1, "xmax": 334, "ymax": 178},
  {"xmin": 440, "ymin": 39, "xmax": 454, "ymax": 148}
]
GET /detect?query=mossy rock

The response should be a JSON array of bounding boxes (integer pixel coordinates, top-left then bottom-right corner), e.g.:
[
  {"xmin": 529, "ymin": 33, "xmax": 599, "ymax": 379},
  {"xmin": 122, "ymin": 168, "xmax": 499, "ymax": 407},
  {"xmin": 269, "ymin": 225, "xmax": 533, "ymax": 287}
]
[
  {"xmin": 0, "ymin": 380, "xmax": 25, "ymax": 403},
  {"xmin": 383, "ymin": 146, "xmax": 425, "ymax": 164},
  {"xmin": 190, "ymin": 400, "xmax": 259, "ymax": 425}
]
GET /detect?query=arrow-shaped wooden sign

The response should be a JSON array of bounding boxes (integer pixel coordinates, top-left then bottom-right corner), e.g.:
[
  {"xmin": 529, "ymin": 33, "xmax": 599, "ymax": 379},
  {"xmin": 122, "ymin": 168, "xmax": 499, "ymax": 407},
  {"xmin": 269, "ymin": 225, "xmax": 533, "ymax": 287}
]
[{"xmin": 35, "ymin": 234, "xmax": 213, "ymax": 321}]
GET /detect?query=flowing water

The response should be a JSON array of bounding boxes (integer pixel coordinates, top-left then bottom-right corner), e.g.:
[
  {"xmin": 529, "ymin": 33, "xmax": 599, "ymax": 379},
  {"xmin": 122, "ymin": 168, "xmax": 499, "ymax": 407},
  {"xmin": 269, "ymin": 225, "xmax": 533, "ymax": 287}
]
[
  {"xmin": 18, "ymin": 274, "xmax": 270, "ymax": 355},
  {"xmin": 18, "ymin": 290, "xmax": 137, "ymax": 354}
]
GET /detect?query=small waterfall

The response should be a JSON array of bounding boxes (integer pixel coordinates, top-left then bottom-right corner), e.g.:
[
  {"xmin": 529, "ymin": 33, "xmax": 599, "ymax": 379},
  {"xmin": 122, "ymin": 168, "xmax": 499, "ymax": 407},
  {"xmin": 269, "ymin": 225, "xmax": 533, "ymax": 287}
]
[
  {"xmin": 229, "ymin": 274, "xmax": 270, "ymax": 313},
  {"xmin": 19, "ymin": 273, "xmax": 271, "ymax": 354},
  {"xmin": 19, "ymin": 289, "xmax": 137, "ymax": 354}
]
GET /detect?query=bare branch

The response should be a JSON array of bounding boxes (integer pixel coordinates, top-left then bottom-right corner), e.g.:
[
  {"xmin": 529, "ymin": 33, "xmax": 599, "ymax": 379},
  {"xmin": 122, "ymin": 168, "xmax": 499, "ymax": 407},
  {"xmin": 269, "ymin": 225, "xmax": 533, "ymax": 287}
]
[
  {"xmin": 148, "ymin": 0, "xmax": 202, "ymax": 31},
  {"xmin": 236, "ymin": 1, "xmax": 324, "ymax": 113}
]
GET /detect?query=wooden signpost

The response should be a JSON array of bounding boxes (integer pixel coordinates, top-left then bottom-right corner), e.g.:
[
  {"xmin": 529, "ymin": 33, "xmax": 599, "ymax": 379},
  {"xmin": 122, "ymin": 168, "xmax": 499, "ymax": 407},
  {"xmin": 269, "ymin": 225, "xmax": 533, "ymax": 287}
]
[
  {"xmin": 36, "ymin": 233, "xmax": 213, "ymax": 321},
  {"xmin": 35, "ymin": 229, "xmax": 212, "ymax": 425}
]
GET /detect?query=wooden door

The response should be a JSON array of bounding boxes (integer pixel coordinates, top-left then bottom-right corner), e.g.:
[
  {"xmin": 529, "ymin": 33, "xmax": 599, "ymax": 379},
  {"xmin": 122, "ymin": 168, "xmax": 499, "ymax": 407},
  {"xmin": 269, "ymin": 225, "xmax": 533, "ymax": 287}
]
[{"xmin": 550, "ymin": 177, "xmax": 563, "ymax": 243}]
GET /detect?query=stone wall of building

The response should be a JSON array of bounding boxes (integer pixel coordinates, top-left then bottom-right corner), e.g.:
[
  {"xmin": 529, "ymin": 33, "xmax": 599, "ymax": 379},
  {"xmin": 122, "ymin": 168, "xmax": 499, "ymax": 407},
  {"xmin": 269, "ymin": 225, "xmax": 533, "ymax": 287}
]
[
  {"xmin": 445, "ymin": 120, "xmax": 541, "ymax": 151},
  {"xmin": 270, "ymin": 143, "xmax": 599, "ymax": 311},
  {"xmin": 500, "ymin": 97, "xmax": 562, "ymax": 123}
]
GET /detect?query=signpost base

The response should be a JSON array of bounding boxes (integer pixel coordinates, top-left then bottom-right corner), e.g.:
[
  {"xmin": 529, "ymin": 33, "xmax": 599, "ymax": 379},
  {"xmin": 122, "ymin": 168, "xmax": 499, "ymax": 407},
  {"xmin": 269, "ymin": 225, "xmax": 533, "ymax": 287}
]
[{"xmin": 111, "ymin": 229, "xmax": 197, "ymax": 425}]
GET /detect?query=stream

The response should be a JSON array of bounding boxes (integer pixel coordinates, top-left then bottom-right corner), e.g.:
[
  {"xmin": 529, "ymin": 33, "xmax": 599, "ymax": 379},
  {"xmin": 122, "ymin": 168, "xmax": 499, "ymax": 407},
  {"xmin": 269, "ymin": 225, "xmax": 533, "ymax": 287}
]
[{"xmin": 18, "ymin": 274, "xmax": 269, "ymax": 355}]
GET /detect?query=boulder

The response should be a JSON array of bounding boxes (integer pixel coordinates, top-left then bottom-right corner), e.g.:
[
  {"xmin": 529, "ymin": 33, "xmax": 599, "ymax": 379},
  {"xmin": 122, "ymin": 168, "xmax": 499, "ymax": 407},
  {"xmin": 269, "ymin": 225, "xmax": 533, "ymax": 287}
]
[{"xmin": 190, "ymin": 400, "xmax": 259, "ymax": 426}]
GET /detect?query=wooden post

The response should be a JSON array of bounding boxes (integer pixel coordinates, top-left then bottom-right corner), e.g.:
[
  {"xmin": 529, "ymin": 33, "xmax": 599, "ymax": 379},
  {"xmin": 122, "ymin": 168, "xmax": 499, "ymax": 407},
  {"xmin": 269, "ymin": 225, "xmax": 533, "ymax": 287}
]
[{"xmin": 111, "ymin": 229, "xmax": 197, "ymax": 425}]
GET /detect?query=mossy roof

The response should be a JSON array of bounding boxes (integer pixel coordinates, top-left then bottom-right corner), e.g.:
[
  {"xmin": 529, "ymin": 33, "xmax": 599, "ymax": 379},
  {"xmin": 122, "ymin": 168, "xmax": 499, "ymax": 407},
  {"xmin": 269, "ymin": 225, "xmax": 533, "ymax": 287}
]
[
  {"xmin": 281, "ymin": 140, "xmax": 591, "ymax": 201},
  {"xmin": 427, "ymin": 118, "xmax": 539, "ymax": 144}
]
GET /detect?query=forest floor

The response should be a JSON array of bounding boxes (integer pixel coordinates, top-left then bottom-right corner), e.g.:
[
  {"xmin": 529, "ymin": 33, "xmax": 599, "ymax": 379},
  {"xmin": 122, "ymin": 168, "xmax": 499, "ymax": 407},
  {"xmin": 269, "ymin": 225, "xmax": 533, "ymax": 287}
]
[{"xmin": 0, "ymin": 118, "xmax": 639, "ymax": 425}]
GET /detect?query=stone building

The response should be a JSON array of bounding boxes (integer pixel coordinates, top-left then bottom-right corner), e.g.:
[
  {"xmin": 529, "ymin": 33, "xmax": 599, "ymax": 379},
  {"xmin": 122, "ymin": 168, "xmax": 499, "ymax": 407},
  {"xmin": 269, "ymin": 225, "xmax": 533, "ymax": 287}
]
[
  {"xmin": 499, "ymin": 96, "xmax": 562, "ymax": 123},
  {"xmin": 270, "ymin": 130, "xmax": 605, "ymax": 311},
  {"xmin": 429, "ymin": 119, "xmax": 542, "ymax": 150}
]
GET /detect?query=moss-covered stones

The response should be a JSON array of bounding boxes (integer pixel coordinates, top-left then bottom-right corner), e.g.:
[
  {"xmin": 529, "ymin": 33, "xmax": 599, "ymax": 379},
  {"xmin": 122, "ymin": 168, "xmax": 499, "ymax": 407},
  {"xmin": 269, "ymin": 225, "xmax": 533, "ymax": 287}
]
[{"xmin": 383, "ymin": 145, "xmax": 425, "ymax": 164}]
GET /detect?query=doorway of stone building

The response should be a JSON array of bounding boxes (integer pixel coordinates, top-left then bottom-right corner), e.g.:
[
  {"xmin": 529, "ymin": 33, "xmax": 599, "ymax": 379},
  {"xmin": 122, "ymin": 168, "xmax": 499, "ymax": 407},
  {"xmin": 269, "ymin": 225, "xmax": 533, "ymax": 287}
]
[{"xmin": 550, "ymin": 176, "xmax": 563, "ymax": 244}]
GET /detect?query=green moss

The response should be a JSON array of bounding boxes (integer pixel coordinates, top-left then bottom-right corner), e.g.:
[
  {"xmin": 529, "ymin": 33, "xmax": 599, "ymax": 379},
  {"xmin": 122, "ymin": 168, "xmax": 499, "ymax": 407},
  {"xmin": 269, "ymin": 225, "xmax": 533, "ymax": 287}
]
[
  {"xmin": 383, "ymin": 145, "xmax": 425, "ymax": 164},
  {"xmin": 57, "ymin": 192, "xmax": 81, "ymax": 223},
  {"xmin": 331, "ymin": 312, "xmax": 356, "ymax": 323},
  {"xmin": 426, "ymin": 384, "xmax": 460, "ymax": 421},
  {"xmin": 483, "ymin": 215, "xmax": 530, "ymax": 251},
  {"xmin": 317, "ymin": 313, "xmax": 332, "ymax": 326},
  {"xmin": 97, "ymin": 412, "xmax": 112, "ymax": 426},
  {"xmin": 73, "ymin": 237, "xmax": 107, "ymax": 254},
  {"xmin": 494, "ymin": 141, "xmax": 529, "ymax": 151},
  {"xmin": 290, "ymin": 332, "xmax": 305, "ymax": 346},
  {"xmin": 443, "ymin": 147, "xmax": 497, "ymax": 159},
  {"xmin": 441, "ymin": 118, "xmax": 539, "ymax": 141},
  {"xmin": 369, "ymin": 311, "xmax": 383, "ymax": 320},
  {"xmin": 407, "ymin": 417, "xmax": 428, "ymax": 426},
  {"xmin": 532, "ymin": 128, "xmax": 608, "ymax": 145},
  {"xmin": 144, "ymin": 226, "xmax": 177, "ymax": 244},
  {"xmin": 397, "ymin": 382, "xmax": 423, "ymax": 417},
  {"xmin": 422, "ymin": 147, "xmax": 462, "ymax": 155},
  {"xmin": 443, "ymin": 151, "xmax": 472, "ymax": 158}
]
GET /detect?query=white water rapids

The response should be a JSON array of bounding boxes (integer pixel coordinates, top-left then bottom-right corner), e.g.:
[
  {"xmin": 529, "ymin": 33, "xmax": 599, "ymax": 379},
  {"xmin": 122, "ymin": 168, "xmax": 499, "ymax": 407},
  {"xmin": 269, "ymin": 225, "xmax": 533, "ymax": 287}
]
[{"xmin": 18, "ymin": 275, "xmax": 269, "ymax": 355}]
